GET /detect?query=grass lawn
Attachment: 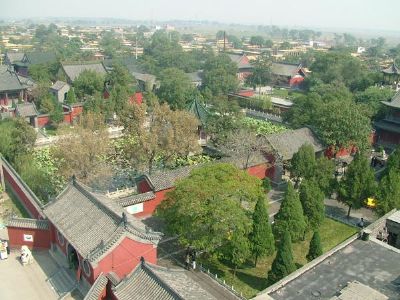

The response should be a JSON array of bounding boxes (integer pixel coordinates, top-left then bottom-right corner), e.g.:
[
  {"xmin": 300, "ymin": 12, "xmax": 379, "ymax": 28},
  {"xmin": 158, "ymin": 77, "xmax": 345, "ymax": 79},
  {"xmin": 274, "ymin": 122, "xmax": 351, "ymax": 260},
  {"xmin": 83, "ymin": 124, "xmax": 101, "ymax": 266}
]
[
  {"xmin": 0, "ymin": 188, "xmax": 30, "ymax": 225},
  {"xmin": 198, "ymin": 218, "xmax": 358, "ymax": 299}
]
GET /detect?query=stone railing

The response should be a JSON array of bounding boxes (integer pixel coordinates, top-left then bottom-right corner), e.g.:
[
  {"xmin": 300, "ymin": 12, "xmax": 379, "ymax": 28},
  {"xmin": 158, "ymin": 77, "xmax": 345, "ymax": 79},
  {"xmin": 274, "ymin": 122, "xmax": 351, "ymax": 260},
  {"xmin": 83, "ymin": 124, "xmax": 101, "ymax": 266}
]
[{"xmin": 199, "ymin": 264, "xmax": 246, "ymax": 300}]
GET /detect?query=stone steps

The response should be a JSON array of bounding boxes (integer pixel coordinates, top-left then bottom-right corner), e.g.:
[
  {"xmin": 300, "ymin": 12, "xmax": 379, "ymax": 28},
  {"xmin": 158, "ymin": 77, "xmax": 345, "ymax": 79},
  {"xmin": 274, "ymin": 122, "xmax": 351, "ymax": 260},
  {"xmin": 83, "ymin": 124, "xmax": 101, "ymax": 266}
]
[{"xmin": 47, "ymin": 267, "xmax": 77, "ymax": 299}]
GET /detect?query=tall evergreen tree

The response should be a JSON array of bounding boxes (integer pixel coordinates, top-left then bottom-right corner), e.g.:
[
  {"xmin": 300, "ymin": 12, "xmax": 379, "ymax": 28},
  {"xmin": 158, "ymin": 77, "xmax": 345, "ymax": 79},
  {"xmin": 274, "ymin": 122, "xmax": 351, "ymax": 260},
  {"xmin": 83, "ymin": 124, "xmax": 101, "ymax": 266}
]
[
  {"xmin": 306, "ymin": 231, "xmax": 323, "ymax": 261},
  {"xmin": 268, "ymin": 230, "xmax": 296, "ymax": 283},
  {"xmin": 274, "ymin": 183, "xmax": 306, "ymax": 242},
  {"xmin": 299, "ymin": 179, "xmax": 325, "ymax": 231},
  {"xmin": 290, "ymin": 144, "xmax": 316, "ymax": 186},
  {"xmin": 65, "ymin": 87, "xmax": 77, "ymax": 104},
  {"xmin": 250, "ymin": 197, "xmax": 275, "ymax": 266},
  {"xmin": 338, "ymin": 153, "xmax": 376, "ymax": 217},
  {"xmin": 377, "ymin": 169, "xmax": 400, "ymax": 216}
]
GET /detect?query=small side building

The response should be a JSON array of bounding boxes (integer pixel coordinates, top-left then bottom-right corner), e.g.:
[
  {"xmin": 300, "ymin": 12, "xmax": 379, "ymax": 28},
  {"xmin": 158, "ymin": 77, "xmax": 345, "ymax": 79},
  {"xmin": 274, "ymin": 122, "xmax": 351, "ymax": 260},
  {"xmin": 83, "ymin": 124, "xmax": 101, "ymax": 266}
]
[
  {"xmin": 50, "ymin": 81, "xmax": 70, "ymax": 103},
  {"xmin": 271, "ymin": 62, "xmax": 306, "ymax": 88}
]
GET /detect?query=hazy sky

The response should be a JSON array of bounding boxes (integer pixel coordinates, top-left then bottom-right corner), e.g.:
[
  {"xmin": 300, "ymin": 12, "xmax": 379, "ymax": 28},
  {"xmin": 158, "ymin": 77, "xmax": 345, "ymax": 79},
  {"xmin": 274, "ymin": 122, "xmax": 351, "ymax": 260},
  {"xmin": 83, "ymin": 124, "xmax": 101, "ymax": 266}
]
[{"xmin": 1, "ymin": 0, "xmax": 399, "ymax": 31}]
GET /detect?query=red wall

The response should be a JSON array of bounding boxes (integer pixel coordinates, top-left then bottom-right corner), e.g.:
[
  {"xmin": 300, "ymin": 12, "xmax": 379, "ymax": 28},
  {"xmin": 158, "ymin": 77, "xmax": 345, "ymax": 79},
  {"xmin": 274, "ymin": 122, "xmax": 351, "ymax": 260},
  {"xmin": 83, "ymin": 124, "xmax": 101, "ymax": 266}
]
[
  {"xmin": 37, "ymin": 115, "xmax": 50, "ymax": 128},
  {"xmin": 237, "ymin": 90, "xmax": 255, "ymax": 97},
  {"xmin": 247, "ymin": 163, "xmax": 270, "ymax": 179},
  {"xmin": 7, "ymin": 227, "xmax": 50, "ymax": 250},
  {"xmin": 135, "ymin": 188, "xmax": 173, "ymax": 218},
  {"xmin": 71, "ymin": 105, "xmax": 83, "ymax": 118},
  {"xmin": 3, "ymin": 166, "xmax": 43, "ymax": 219},
  {"xmin": 63, "ymin": 112, "xmax": 72, "ymax": 124},
  {"xmin": 91, "ymin": 237, "xmax": 157, "ymax": 284},
  {"xmin": 137, "ymin": 179, "xmax": 152, "ymax": 193}
]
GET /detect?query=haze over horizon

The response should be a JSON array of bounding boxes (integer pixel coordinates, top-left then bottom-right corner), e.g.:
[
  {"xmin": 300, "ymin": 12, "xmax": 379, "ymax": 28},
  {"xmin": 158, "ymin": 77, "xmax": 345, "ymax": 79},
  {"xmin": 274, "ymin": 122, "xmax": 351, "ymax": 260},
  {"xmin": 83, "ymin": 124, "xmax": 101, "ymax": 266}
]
[{"xmin": 1, "ymin": 0, "xmax": 400, "ymax": 32}]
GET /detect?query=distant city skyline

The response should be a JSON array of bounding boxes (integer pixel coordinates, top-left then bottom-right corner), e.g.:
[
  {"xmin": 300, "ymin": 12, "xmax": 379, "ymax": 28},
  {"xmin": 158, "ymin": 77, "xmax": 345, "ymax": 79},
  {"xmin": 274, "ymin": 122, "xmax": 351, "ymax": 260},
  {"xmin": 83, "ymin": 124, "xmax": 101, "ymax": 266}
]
[{"xmin": 1, "ymin": 0, "xmax": 399, "ymax": 32}]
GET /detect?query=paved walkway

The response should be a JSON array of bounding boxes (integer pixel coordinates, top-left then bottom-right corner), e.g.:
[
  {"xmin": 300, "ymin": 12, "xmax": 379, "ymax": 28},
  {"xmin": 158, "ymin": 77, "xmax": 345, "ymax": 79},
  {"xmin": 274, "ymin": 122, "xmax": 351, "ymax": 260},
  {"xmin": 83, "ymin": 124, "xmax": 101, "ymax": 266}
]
[
  {"xmin": 0, "ymin": 250, "xmax": 75, "ymax": 300},
  {"xmin": 266, "ymin": 188, "xmax": 378, "ymax": 225}
]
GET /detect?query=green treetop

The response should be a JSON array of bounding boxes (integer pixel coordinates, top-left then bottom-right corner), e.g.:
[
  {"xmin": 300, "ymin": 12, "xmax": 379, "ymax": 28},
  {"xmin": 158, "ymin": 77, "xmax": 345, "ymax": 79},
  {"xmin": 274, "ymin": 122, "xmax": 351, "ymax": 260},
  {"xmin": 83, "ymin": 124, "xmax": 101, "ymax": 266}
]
[
  {"xmin": 299, "ymin": 179, "xmax": 325, "ymax": 231},
  {"xmin": 306, "ymin": 231, "xmax": 323, "ymax": 261},
  {"xmin": 274, "ymin": 182, "xmax": 306, "ymax": 242},
  {"xmin": 377, "ymin": 169, "xmax": 400, "ymax": 216},
  {"xmin": 338, "ymin": 153, "xmax": 376, "ymax": 217},
  {"xmin": 158, "ymin": 163, "xmax": 264, "ymax": 256},
  {"xmin": 250, "ymin": 197, "xmax": 275, "ymax": 266},
  {"xmin": 268, "ymin": 230, "xmax": 296, "ymax": 284}
]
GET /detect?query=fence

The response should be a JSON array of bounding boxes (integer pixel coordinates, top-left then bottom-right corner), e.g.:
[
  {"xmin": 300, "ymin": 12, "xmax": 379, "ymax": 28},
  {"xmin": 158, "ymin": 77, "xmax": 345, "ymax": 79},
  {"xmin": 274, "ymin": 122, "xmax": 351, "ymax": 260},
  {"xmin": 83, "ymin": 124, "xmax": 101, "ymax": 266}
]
[{"xmin": 199, "ymin": 264, "xmax": 246, "ymax": 300}]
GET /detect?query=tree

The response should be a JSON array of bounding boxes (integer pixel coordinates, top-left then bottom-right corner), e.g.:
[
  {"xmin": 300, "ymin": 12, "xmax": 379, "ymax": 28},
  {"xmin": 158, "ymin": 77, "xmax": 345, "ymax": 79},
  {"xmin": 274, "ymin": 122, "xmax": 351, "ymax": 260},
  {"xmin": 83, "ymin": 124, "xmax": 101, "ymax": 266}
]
[
  {"xmin": 355, "ymin": 86, "xmax": 394, "ymax": 119},
  {"xmin": 299, "ymin": 179, "xmax": 325, "ymax": 231},
  {"xmin": 157, "ymin": 68, "xmax": 195, "ymax": 110},
  {"xmin": 205, "ymin": 96, "xmax": 243, "ymax": 146},
  {"xmin": 314, "ymin": 99, "xmax": 371, "ymax": 152},
  {"xmin": 306, "ymin": 231, "xmax": 323, "ymax": 261},
  {"xmin": 386, "ymin": 146, "xmax": 400, "ymax": 173},
  {"xmin": 65, "ymin": 87, "xmax": 77, "ymax": 104},
  {"xmin": 250, "ymin": 197, "xmax": 275, "ymax": 266},
  {"xmin": 100, "ymin": 31, "xmax": 122, "ymax": 58},
  {"xmin": 50, "ymin": 103, "xmax": 64, "ymax": 125},
  {"xmin": 274, "ymin": 183, "xmax": 306, "ymax": 242},
  {"xmin": 39, "ymin": 95, "xmax": 55, "ymax": 114},
  {"xmin": 338, "ymin": 154, "xmax": 376, "ymax": 217},
  {"xmin": 203, "ymin": 54, "xmax": 239, "ymax": 96},
  {"xmin": 73, "ymin": 70, "xmax": 105, "ymax": 98},
  {"xmin": 0, "ymin": 118, "xmax": 36, "ymax": 163},
  {"xmin": 376, "ymin": 170, "xmax": 400, "ymax": 216},
  {"xmin": 120, "ymin": 102, "xmax": 201, "ymax": 173},
  {"xmin": 223, "ymin": 228, "xmax": 251, "ymax": 279},
  {"xmin": 245, "ymin": 52, "xmax": 272, "ymax": 90},
  {"xmin": 228, "ymin": 35, "xmax": 243, "ymax": 49},
  {"xmin": 250, "ymin": 36, "xmax": 265, "ymax": 47},
  {"xmin": 268, "ymin": 230, "xmax": 296, "ymax": 283},
  {"xmin": 221, "ymin": 128, "xmax": 266, "ymax": 169},
  {"xmin": 28, "ymin": 64, "xmax": 52, "ymax": 82},
  {"xmin": 290, "ymin": 144, "xmax": 316, "ymax": 187},
  {"xmin": 52, "ymin": 112, "xmax": 112, "ymax": 184},
  {"xmin": 216, "ymin": 30, "xmax": 225, "ymax": 40},
  {"xmin": 158, "ymin": 163, "xmax": 264, "ymax": 255},
  {"xmin": 280, "ymin": 41, "xmax": 292, "ymax": 50},
  {"xmin": 313, "ymin": 156, "xmax": 335, "ymax": 196}
]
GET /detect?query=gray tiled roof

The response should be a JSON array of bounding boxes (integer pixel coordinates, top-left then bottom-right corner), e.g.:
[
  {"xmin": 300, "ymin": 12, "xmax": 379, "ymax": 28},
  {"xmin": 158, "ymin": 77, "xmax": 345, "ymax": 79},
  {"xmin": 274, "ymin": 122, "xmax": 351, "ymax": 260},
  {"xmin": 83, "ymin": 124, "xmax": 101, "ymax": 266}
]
[
  {"xmin": 6, "ymin": 52, "xmax": 25, "ymax": 64},
  {"xmin": 144, "ymin": 165, "xmax": 199, "ymax": 192},
  {"xmin": 84, "ymin": 273, "xmax": 108, "ymax": 300},
  {"xmin": 16, "ymin": 102, "xmax": 39, "ymax": 117},
  {"xmin": 113, "ymin": 260, "xmax": 216, "ymax": 300},
  {"xmin": 7, "ymin": 217, "xmax": 49, "ymax": 230},
  {"xmin": 381, "ymin": 91, "xmax": 400, "ymax": 109},
  {"xmin": 17, "ymin": 75, "xmax": 36, "ymax": 90},
  {"xmin": 266, "ymin": 127, "xmax": 324, "ymax": 160},
  {"xmin": 24, "ymin": 51, "xmax": 57, "ymax": 65},
  {"xmin": 62, "ymin": 63, "xmax": 107, "ymax": 82},
  {"xmin": 149, "ymin": 264, "xmax": 216, "ymax": 300},
  {"xmin": 132, "ymin": 72, "xmax": 156, "ymax": 83},
  {"xmin": 51, "ymin": 80, "xmax": 69, "ymax": 91},
  {"xmin": 116, "ymin": 191, "xmax": 155, "ymax": 207},
  {"xmin": 44, "ymin": 180, "xmax": 161, "ymax": 263},
  {"xmin": 271, "ymin": 62, "xmax": 302, "ymax": 77},
  {"xmin": 227, "ymin": 54, "xmax": 253, "ymax": 69},
  {"xmin": 382, "ymin": 63, "xmax": 400, "ymax": 75},
  {"xmin": 0, "ymin": 65, "xmax": 24, "ymax": 92}
]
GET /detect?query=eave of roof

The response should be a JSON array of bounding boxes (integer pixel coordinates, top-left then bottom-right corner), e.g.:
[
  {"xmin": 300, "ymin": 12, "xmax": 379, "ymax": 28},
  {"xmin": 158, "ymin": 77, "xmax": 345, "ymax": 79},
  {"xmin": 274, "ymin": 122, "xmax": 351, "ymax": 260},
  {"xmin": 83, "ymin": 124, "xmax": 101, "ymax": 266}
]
[{"xmin": 7, "ymin": 217, "xmax": 49, "ymax": 230}]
